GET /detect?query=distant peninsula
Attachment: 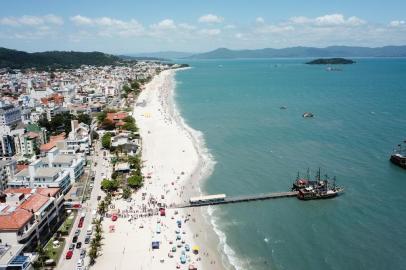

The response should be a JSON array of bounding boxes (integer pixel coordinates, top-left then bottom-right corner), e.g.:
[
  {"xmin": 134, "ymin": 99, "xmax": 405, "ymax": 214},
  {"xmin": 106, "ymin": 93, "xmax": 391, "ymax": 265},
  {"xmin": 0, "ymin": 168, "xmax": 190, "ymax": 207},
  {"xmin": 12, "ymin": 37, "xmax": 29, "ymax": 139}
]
[
  {"xmin": 186, "ymin": 45, "xmax": 406, "ymax": 59},
  {"xmin": 306, "ymin": 58, "xmax": 355, "ymax": 65}
]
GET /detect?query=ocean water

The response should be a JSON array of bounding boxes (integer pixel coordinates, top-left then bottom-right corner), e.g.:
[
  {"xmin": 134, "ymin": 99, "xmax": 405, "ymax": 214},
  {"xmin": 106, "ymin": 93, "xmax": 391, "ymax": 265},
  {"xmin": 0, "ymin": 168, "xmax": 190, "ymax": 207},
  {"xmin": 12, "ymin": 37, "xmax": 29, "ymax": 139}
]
[{"xmin": 174, "ymin": 59, "xmax": 406, "ymax": 270}]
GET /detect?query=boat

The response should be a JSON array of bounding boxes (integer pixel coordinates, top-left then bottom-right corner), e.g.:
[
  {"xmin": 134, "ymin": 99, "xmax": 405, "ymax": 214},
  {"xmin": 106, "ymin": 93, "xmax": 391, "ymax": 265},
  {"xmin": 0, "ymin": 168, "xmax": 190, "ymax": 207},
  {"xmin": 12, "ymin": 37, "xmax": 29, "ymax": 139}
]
[
  {"xmin": 292, "ymin": 169, "xmax": 322, "ymax": 191},
  {"xmin": 390, "ymin": 141, "xmax": 406, "ymax": 169},
  {"xmin": 292, "ymin": 169, "xmax": 344, "ymax": 200},
  {"xmin": 291, "ymin": 169, "xmax": 317, "ymax": 191},
  {"xmin": 297, "ymin": 176, "xmax": 344, "ymax": 200},
  {"xmin": 302, "ymin": 112, "xmax": 314, "ymax": 118}
]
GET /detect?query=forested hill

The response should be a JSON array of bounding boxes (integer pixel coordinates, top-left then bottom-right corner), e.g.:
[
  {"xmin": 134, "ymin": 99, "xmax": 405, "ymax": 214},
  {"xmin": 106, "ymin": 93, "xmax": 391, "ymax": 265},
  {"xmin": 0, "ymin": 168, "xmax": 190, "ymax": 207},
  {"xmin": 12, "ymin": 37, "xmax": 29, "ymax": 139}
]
[{"xmin": 0, "ymin": 47, "xmax": 124, "ymax": 69}]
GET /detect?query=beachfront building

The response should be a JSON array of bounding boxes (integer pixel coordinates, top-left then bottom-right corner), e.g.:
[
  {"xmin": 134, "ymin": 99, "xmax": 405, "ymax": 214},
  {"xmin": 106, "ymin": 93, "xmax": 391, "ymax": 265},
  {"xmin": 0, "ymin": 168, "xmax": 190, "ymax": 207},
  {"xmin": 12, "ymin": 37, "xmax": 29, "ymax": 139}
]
[
  {"xmin": 8, "ymin": 159, "xmax": 71, "ymax": 193},
  {"xmin": 0, "ymin": 187, "xmax": 65, "ymax": 269},
  {"xmin": 0, "ymin": 159, "xmax": 16, "ymax": 191},
  {"xmin": 40, "ymin": 147, "xmax": 85, "ymax": 184},
  {"xmin": 9, "ymin": 147, "xmax": 85, "ymax": 192}
]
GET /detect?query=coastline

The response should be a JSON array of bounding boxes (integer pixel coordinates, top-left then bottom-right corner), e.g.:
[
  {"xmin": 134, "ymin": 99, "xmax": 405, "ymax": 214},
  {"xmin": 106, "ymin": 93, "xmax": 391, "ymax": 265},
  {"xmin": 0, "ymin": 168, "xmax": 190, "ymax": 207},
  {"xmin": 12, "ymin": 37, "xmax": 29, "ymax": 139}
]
[{"xmin": 93, "ymin": 68, "xmax": 230, "ymax": 270}]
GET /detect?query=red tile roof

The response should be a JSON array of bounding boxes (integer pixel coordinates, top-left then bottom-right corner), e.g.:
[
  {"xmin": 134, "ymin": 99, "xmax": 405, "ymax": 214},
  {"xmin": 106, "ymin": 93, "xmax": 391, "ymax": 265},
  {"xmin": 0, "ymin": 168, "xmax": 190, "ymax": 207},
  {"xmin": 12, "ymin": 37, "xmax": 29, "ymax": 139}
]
[
  {"xmin": 0, "ymin": 208, "xmax": 32, "ymax": 231},
  {"xmin": 19, "ymin": 194, "xmax": 50, "ymax": 212},
  {"xmin": 0, "ymin": 188, "xmax": 60, "ymax": 231},
  {"xmin": 107, "ymin": 112, "xmax": 128, "ymax": 122},
  {"xmin": 40, "ymin": 132, "xmax": 65, "ymax": 152},
  {"xmin": 4, "ymin": 188, "xmax": 60, "ymax": 197}
]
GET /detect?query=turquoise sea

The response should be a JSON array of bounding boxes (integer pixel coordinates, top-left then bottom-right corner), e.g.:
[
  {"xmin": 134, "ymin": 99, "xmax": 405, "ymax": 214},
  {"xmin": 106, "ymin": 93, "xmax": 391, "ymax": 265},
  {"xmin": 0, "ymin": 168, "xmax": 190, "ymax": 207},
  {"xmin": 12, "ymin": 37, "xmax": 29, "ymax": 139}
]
[{"xmin": 174, "ymin": 59, "xmax": 406, "ymax": 270}]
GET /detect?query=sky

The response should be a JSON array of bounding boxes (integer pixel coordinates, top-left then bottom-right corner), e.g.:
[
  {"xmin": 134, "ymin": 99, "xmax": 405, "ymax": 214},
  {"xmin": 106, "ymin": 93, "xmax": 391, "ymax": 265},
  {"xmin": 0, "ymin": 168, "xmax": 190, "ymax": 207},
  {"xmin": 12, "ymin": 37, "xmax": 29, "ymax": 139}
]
[{"xmin": 1, "ymin": 0, "xmax": 406, "ymax": 54}]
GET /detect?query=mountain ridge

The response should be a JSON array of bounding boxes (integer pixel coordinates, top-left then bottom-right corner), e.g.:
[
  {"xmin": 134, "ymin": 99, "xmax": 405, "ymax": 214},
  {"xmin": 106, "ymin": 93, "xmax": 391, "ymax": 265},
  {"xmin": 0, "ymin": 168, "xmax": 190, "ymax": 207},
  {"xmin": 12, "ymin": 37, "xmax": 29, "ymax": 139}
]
[
  {"xmin": 0, "ymin": 47, "xmax": 124, "ymax": 69},
  {"xmin": 186, "ymin": 45, "xmax": 406, "ymax": 59}
]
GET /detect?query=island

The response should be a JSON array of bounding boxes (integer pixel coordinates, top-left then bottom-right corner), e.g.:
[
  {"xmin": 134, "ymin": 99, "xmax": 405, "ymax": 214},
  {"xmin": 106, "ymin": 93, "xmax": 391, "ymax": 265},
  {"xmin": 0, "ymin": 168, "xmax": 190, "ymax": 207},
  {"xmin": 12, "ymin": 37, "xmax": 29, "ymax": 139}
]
[{"xmin": 305, "ymin": 58, "xmax": 355, "ymax": 65}]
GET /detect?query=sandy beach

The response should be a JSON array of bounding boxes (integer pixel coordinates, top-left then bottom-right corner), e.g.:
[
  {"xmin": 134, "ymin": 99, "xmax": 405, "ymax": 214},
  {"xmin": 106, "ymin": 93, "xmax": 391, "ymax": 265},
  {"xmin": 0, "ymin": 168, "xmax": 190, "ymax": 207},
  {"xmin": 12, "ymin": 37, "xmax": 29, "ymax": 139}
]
[{"xmin": 93, "ymin": 69, "xmax": 227, "ymax": 270}]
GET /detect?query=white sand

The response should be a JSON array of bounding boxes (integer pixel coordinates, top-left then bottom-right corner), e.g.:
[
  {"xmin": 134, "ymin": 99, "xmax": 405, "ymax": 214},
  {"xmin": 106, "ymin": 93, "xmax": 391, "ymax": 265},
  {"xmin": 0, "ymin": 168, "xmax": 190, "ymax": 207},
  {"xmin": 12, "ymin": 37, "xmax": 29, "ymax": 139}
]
[{"xmin": 93, "ymin": 69, "xmax": 225, "ymax": 270}]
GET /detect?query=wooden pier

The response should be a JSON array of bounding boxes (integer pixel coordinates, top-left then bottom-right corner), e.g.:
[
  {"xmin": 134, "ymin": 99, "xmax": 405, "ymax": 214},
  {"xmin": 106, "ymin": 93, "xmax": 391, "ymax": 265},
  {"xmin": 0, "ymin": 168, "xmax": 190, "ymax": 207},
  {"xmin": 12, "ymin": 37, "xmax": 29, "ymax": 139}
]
[{"xmin": 173, "ymin": 191, "xmax": 298, "ymax": 208}]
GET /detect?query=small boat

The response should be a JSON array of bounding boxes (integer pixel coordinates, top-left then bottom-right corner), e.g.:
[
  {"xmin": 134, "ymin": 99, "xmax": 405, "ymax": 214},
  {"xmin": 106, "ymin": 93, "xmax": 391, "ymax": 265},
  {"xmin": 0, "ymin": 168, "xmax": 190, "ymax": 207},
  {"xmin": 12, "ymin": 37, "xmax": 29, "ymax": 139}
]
[
  {"xmin": 280, "ymin": 106, "xmax": 287, "ymax": 110},
  {"xmin": 390, "ymin": 141, "xmax": 406, "ymax": 169},
  {"xmin": 302, "ymin": 112, "xmax": 314, "ymax": 118}
]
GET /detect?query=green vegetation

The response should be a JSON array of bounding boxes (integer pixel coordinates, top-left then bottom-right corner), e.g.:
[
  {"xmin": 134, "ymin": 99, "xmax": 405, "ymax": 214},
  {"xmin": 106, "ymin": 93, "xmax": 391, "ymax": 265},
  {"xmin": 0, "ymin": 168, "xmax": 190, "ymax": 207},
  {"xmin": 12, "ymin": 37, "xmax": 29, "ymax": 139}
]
[
  {"xmin": 96, "ymin": 111, "xmax": 107, "ymax": 123},
  {"xmin": 101, "ymin": 178, "xmax": 119, "ymax": 192},
  {"xmin": 101, "ymin": 132, "xmax": 112, "ymax": 149},
  {"xmin": 59, "ymin": 212, "xmax": 76, "ymax": 236},
  {"xmin": 43, "ymin": 236, "xmax": 66, "ymax": 265},
  {"xmin": 37, "ymin": 111, "xmax": 74, "ymax": 135},
  {"xmin": 37, "ymin": 112, "xmax": 92, "ymax": 136},
  {"xmin": 127, "ymin": 174, "xmax": 143, "ymax": 189},
  {"xmin": 306, "ymin": 58, "xmax": 355, "ymax": 65},
  {"xmin": 122, "ymin": 115, "xmax": 138, "ymax": 132},
  {"xmin": 77, "ymin": 113, "xmax": 92, "ymax": 125},
  {"xmin": 0, "ymin": 47, "xmax": 130, "ymax": 69},
  {"xmin": 88, "ymin": 218, "xmax": 104, "ymax": 265},
  {"xmin": 122, "ymin": 187, "xmax": 132, "ymax": 199}
]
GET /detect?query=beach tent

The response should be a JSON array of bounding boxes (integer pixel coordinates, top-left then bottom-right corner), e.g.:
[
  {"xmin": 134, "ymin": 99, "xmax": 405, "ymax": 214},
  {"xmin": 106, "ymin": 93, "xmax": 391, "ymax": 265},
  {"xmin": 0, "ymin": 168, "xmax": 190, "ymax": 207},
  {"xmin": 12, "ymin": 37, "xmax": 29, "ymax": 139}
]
[{"xmin": 152, "ymin": 241, "xmax": 160, "ymax": 249}]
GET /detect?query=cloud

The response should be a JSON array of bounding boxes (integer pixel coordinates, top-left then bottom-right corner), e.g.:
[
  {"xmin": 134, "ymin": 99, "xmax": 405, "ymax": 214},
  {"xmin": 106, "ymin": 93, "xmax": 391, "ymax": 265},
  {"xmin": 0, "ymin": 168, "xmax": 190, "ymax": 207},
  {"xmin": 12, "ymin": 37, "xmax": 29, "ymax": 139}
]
[
  {"xmin": 151, "ymin": 19, "xmax": 176, "ymax": 30},
  {"xmin": 70, "ymin": 15, "xmax": 144, "ymax": 37},
  {"xmin": 0, "ymin": 14, "xmax": 63, "ymax": 27},
  {"xmin": 256, "ymin": 17, "xmax": 265, "ymax": 24},
  {"xmin": 178, "ymin": 23, "xmax": 196, "ymax": 30},
  {"xmin": 199, "ymin": 28, "xmax": 221, "ymax": 36},
  {"xmin": 224, "ymin": 24, "xmax": 236, "ymax": 29},
  {"xmin": 390, "ymin": 20, "xmax": 406, "ymax": 27},
  {"xmin": 290, "ymin": 14, "xmax": 366, "ymax": 27},
  {"xmin": 198, "ymin": 14, "xmax": 224, "ymax": 24},
  {"xmin": 70, "ymin": 15, "xmax": 93, "ymax": 25}
]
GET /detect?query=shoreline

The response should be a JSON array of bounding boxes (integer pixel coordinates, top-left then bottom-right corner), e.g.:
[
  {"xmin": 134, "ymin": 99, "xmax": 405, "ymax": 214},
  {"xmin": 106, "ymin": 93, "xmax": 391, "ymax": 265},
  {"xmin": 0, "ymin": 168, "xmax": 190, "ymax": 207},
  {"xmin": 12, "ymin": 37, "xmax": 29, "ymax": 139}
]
[
  {"xmin": 167, "ymin": 69, "xmax": 236, "ymax": 270},
  {"xmin": 93, "ymin": 68, "xmax": 230, "ymax": 270}
]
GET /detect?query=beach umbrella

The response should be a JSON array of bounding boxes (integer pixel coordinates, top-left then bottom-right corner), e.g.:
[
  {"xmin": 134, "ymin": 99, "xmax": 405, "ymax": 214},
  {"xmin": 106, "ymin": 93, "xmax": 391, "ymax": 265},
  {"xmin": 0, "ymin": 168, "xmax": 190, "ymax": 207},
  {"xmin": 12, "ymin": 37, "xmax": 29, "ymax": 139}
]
[{"xmin": 192, "ymin": 246, "xmax": 200, "ymax": 253}]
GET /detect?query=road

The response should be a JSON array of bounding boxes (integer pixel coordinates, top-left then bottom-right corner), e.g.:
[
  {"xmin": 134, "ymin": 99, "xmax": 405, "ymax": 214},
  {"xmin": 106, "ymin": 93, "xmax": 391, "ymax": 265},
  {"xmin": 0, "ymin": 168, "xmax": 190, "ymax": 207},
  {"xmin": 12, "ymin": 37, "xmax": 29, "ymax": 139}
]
[{"xmin": 57, "ymin": 141, "xmax": 113, "ymax": 270}]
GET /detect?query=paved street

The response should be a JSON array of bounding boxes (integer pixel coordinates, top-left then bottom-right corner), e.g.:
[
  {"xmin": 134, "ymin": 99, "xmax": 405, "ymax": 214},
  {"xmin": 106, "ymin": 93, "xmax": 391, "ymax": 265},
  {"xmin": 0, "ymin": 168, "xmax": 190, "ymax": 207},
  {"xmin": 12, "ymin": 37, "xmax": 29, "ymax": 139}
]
[{"xmin": 57, "ymin": 141, "xmax": 112, "ymax": 270}]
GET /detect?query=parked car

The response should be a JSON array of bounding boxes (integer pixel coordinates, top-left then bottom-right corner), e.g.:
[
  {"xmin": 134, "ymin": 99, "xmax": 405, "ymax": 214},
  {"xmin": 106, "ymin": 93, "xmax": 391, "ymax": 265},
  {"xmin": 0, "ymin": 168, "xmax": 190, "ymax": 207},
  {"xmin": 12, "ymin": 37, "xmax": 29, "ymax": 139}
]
[
  {"xmin": 84, "ymin": 235, "xmax": 91, "ymax": 244},
  {"xmin": 72, "ymin": 235, "xmax": 78, "ymax": 243},
  {"xmin": 76, "ymin": 242, "xmax": 82, "ymax": 249},
  {"xmin": 97, "ymin": 195, "xmax": 101, "ymax": 201},
  {"xmin": 74, "ymin": 229, "xmax": 80, "ymax": 237},
  {"xmin": 111, "ymin": 214, "xmax": 118, "ymax": 221},
  {"xmin": 78, "ymin": 217, "xmax": 84, "ymax": 228},
  {"xmin": 65, "ymin": 250, "xmax": 73, "ymax": 260},
  {"xmin": 69, "ymin": 244, "xmax": 75, "ymax": 251},
  {"xmin": 80, "ymin": 249, "xmax": 86, "ymax": 259}
]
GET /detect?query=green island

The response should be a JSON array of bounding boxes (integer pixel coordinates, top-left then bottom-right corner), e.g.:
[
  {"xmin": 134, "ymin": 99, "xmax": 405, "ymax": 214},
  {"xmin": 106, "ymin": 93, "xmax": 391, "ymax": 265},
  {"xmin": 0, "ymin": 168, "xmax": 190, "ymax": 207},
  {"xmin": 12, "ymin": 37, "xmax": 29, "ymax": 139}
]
[{"xmin": 306, "ymin": 58, "xmax": 356, "ymax": 65}]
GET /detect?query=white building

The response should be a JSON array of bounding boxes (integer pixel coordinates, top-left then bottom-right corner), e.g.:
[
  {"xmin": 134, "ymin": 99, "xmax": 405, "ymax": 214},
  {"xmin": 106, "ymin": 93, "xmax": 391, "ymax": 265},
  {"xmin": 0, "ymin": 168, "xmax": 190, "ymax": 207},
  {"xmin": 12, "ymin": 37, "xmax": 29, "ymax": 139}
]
[
  {"xmin": 0, "ymin": 159, "xmax": 16, "ymax": 191},
  {"xmin": 0, "ymin": 102, "xmax": 21, "ymax": 127}
]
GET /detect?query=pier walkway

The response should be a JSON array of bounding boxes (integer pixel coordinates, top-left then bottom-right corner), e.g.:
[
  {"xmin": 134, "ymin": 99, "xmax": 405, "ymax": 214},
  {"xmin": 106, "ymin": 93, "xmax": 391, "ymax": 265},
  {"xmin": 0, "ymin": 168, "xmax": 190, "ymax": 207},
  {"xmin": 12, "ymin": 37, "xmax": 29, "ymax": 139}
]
[{"xmin": 173, "ymin": 191, "xmax": 298, "ymax": 208}]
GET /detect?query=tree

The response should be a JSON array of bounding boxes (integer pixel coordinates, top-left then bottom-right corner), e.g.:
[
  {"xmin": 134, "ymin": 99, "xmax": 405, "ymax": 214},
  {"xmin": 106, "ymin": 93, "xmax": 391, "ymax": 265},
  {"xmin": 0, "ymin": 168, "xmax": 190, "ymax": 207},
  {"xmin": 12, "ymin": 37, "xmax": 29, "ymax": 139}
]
[
  {"xmin": 127, "ymin": 174, "xmax": 143, "ymax": 189},
  {"xmin": 130, "ymin": 80, "xmax": 140, "ymax": 90},
  {"xmin": 122, "ymin": 187, "xmax": 132, "ymax": 199},
  {"xmin": 101, "ymin": 118, "xmax": 115, "ymax": 130},
  {"xmin": 101, "ymin": 133, "xmax": 112, "ymax": 149},
  {"xmin": 97, "ymin": 111, "xmax": 107, "ymax": 123},
  {"xmin": 77, "ymin": 113, "xmax": 92, "ymax": 125},
  {"xmin": 101, "ymin": 178, "xmax": 119, "ymax": 192}
]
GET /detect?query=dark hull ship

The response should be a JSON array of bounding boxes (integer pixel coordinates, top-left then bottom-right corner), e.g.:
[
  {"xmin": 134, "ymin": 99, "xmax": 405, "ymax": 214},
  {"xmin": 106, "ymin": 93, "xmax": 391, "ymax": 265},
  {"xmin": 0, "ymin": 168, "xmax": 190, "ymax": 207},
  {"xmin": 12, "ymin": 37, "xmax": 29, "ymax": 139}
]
[
  {"xmin": 292, "ymin": 169, "xmax": 344, "ymax": 200},
  {"xmin": 390, "ymin": 141, "xmax": 406, "ymax": 169}
]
